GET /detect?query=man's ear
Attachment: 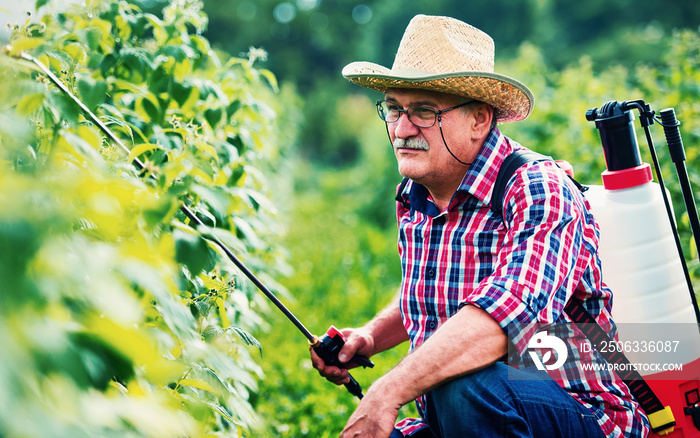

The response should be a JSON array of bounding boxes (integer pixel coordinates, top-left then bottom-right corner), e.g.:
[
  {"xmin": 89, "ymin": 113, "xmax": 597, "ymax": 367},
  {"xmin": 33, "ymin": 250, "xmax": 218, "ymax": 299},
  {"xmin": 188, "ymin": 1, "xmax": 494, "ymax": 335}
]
[{"xmin": 470, "ymin": 104, "xmax": 494, "ymax": 140}]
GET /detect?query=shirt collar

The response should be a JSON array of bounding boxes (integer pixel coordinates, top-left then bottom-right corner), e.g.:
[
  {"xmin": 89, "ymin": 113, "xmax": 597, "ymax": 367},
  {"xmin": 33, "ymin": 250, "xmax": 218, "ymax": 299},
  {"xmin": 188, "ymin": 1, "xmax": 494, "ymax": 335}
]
[
  {"xmin": 457, "ymin": 126, "xmax": 516, "ymax": 206},
  {"xmin": 396, "ymin": 127, "xmax": 518, "ymax": 215}
]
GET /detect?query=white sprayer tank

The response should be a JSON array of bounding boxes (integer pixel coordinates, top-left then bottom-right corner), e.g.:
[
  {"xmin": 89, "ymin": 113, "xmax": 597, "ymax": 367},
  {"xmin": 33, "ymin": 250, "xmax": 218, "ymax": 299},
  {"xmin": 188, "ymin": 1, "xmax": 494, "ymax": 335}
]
[{"xmin": 584, "ymin": 163, "xmax": 700, "ymax": 370}]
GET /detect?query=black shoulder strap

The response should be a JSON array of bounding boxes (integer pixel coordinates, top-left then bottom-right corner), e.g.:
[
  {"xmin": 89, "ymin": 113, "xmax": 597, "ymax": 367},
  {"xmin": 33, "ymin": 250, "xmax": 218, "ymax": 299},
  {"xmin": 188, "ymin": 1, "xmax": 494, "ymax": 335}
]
[
  {"xmin": 491, "ymin": 150, "xmax": 588, "ymax": 218},
  {"xmin": 491, "ymin": 150, "xmax": 549, "ymax": 217}
]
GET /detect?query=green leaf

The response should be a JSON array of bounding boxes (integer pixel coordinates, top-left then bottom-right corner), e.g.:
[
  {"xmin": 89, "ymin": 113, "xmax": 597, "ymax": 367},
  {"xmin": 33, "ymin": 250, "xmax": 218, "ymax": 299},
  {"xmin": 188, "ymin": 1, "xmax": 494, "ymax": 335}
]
[
  {"xmin": 15, "ymin": 92, "xmax": 45, "ymax": 116},
  {"xmin": 204, "ymin": 107, "xmax": 222, "ymax": 128},
  {"xmin": 180, "ymin": 83, "xmax": 200, "ymax": 112},
  {"xmin": 173, "ymin": 227, "xmax": 216, "ymax": 274},
  {"xmin": 142, "ymin": 195, "xmax": 177, "ymax": 228},
  {"xmin": 171, "ymin": 81, "xmax": 193, "ymax": 107},
  {"xmin": 232, "ymin": 216, "xmax": 263, "ymax": 249},
  {"xmin": 58, "ymin": 131, "xmax": 105, "ymax": 166},
  {"xmin": 99, "ymin": 53, "xmax": 118, "ymax": 77},
  {"xmin": 10, "ymin": 37, "xmax": 44, "ymax": 52},
  {"xmin": 242, "ymin": 187, "xmax": 277, "ymax": 214},
  {"xmin": 128, "ymin": 142, "xmax": 163, "ymax": 162},
  {"xmin": 190, "ymin": 184, "xmax": 231, "ymax": 221},
  {"xmin": 0, "ymin": 221, "xmax": 41, "ymax": 306},
  {"xmin": 1, "ymin": 0, "xmax": 301, "ymax": 433},
  {"xmin": 227, "ymin": 100, "xmax": 241, "ymax": 118},
  {"xmin": 62, "ymin": 43, "xmax": 86, "ymax": 63},
  {"xmin": 85, "ymin": 27, "xmax": 102, "ymax": 52},
  {"xmin": 202, "ymin": 324, "xmax": 225, "ymax": 341},
  {"xmin": 148, "ymin": 65, "xmax": 171, "ymax": 95},
  {"xmin": 159, "ymin": 44, "xmax": 195, "ymax": 64},
  {"xmin": 229, "ymin": 326, "xmax": 262, "ymax": 354},
  {"xmin": 138, "ymin": 96, "xmax": 161, "ymax": 123},
  {"xmin": 69, "ymin": 332, "xmax": 135, "ymax": 390},
  {"xmin": 226, "ymin": 134, "xmax": 245, "ymax": 155},
  {"xmin": 208, "ymin": 402, "xmax": 240, "ymax": 426},
  {"xmin": 119, "ymin": 47, "xmax": 154, "ymax": 81},
  {"xmin": 259, "ymin": 68, "xmax": 279, "ymax": 92},
  {"xmin": 77, "ymin": 77, "xmax": 108, "ymax": 111},
  {"xmin": 179, "ymin": 378, "xmax": 221, "ymax": 394}
]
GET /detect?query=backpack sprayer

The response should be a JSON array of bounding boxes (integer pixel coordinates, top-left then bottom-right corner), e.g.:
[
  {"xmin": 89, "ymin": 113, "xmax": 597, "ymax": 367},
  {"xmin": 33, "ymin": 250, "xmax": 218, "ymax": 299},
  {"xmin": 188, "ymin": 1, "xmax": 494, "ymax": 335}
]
[
  {"xmin": 7, "ymin": 49, "xmax": 374, "ymax": 399},
  {"xmin": 584, "ymin": 100, "xmax": 700, "ymax": 437}
]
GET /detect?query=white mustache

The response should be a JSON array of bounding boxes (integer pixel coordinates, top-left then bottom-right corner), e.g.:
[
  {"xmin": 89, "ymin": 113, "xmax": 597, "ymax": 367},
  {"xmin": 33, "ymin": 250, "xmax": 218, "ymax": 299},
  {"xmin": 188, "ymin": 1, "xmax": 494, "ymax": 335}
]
[{"xmin": 393, "ymin": 138, "xmax": 429, "ymax": 151}]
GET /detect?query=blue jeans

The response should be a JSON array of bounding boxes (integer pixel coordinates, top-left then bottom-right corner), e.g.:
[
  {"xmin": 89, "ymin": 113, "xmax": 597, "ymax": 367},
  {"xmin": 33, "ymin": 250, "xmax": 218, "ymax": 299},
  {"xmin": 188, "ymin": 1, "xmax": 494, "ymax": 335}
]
[{"xmin": 391, "ymin": 362, "xmax": 606, "ymax": 438}]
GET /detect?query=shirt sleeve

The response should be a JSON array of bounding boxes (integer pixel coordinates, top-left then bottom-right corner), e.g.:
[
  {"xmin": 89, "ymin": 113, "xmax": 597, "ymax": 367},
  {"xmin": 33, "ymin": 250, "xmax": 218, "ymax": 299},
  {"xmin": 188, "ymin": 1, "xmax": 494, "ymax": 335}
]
[{"xmin": 463, "ymin": 161, "xmax": 594, "ymax": 355}]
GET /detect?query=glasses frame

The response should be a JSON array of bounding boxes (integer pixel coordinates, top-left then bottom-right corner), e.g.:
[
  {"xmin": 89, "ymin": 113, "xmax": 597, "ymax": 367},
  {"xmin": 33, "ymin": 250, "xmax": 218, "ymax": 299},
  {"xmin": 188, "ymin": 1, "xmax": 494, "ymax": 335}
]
[{"xmin": 375, "ymin": 99, "xmax": 475, "ymax": 128}]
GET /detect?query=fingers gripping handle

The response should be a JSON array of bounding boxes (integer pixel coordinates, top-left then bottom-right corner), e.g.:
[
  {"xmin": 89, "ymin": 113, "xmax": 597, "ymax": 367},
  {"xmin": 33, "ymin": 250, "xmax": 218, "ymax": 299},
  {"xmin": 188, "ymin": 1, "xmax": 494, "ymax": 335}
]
[{"xmin": 312, "ymin": 326, "xmax": 374, "ymax": 399}]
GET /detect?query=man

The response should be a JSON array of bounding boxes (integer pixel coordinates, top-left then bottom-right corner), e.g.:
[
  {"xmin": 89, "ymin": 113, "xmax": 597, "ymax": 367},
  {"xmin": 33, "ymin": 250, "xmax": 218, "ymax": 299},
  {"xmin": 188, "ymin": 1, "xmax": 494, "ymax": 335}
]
[{"xmin": 311, "ymin": 15, "xmax": 650, "ymax": 437}]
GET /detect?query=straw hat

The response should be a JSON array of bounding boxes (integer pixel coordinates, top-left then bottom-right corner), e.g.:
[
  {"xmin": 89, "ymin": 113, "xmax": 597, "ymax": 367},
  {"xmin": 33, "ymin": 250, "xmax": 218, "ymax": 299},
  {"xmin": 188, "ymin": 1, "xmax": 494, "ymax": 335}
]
[{"xmin": 342, "ymin": 15, "xmax": 534, "ymax": 123}]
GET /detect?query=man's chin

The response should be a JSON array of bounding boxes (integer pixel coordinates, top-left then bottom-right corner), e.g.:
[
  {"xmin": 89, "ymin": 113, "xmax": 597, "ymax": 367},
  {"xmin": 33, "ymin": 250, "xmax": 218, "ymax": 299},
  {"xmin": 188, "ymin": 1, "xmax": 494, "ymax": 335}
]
[{"xmin": 397, "ymin": 164, "xmax": 426, "ymax": 183}]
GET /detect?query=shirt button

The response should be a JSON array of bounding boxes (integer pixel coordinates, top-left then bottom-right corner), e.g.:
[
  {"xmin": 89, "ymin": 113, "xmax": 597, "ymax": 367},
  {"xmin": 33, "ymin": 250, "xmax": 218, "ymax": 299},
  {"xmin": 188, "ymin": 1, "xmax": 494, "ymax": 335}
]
[
  {"xmin": 427, "ymin": 269, "xmax": 435, "ymax": 277},
  {"xmin": 428, "ymin": 320, "xmax": 437, "ymax": 329}
]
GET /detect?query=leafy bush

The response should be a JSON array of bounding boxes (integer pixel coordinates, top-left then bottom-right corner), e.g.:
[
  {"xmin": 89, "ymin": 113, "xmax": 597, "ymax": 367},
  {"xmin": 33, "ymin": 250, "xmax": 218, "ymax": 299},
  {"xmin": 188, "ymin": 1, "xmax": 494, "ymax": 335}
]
[{"xmin": 0, "ymin": 0, "xmax": 298, "ymax": 436}]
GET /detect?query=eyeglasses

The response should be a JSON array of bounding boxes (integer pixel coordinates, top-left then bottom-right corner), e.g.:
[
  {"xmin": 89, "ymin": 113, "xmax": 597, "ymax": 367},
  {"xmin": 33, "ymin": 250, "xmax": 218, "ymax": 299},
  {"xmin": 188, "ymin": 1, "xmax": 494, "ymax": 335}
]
[{"xmin": 375, "ymin": 99, "xmax": 474, "ymax": 128}]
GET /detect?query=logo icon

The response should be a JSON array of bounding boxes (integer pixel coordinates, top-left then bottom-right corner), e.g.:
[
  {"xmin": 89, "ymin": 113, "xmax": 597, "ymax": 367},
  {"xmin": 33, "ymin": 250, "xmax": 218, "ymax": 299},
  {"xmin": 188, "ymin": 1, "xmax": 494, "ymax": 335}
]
[{"xmin": 527, "ymin": 331, "xmax": 568, "ymax": 371}]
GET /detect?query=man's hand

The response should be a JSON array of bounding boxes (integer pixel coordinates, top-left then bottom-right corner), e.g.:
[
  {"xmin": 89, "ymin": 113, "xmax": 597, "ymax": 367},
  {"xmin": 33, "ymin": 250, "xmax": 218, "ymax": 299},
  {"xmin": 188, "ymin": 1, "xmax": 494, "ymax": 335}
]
[
  {"xmin": 310, "ymin": 327, "xmax": 375, "ymax": 385},
  {"xmin": 340, "ymin": 381, "xmax": 401, "ymax": 438},
  {"xmin": 310, "ymin": 295, "xmax": 408, "ymax": 385},
  {"xmin": 337, "ymin": 305, "xmax": 507, "ymax": 436}
]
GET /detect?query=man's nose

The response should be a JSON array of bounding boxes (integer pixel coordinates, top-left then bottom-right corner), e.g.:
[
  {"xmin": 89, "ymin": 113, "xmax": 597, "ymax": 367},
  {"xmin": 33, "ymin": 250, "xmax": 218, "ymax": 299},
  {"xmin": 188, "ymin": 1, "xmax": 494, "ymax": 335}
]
[{"xmin": 392, "ymin": 111, "xmax": 420, "ymax": 139}]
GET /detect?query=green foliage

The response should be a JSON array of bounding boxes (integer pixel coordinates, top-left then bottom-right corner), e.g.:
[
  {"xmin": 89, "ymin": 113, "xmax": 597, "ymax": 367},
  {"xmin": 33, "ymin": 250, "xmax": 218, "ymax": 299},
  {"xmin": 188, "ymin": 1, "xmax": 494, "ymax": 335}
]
[{"xmin": 0, "ymin": 0, "xmax": 298, "ymax": 436}]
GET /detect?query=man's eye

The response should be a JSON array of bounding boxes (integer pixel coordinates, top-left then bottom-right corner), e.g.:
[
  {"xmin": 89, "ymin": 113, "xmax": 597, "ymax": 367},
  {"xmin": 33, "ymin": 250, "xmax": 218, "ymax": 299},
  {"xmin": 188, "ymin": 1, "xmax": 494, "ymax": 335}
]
[
  {"xmin": 411, "ymin": 106, "xmax": 435, "ymax": 120},
  {"xmin": 386, "ymin": 104, "xmax": 400, "ymax": 112}
]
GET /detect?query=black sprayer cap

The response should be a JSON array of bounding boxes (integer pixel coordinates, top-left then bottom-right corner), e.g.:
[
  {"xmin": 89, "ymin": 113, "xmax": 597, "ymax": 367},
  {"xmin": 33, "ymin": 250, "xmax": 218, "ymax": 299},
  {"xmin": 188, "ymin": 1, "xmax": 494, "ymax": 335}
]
[{"xmin": 586, "ymin": 101, "xmax": 643, "ymax": 172}]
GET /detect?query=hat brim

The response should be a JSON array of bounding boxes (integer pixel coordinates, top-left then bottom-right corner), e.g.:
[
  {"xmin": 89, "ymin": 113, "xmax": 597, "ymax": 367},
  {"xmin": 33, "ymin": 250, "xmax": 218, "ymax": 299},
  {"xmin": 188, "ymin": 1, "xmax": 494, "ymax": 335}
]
[{"xmin": 342, "ymin": 61, "xmax": 534, "ymax": 123}]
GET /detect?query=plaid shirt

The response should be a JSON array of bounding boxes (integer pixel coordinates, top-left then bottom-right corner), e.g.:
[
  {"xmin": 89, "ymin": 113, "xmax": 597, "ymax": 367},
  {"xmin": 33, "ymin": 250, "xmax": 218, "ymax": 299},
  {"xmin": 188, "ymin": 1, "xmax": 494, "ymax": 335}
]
[{"xmin": 393, "ymin": 128, "xmax": 649, "ymax": 437}]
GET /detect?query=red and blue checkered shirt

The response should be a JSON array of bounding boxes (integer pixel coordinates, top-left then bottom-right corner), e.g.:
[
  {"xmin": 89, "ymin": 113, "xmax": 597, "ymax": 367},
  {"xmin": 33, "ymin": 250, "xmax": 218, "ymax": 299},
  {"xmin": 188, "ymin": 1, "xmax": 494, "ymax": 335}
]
[{"xmin": 393, "ymin": 128, "xmax": 650, "ymax": 437}]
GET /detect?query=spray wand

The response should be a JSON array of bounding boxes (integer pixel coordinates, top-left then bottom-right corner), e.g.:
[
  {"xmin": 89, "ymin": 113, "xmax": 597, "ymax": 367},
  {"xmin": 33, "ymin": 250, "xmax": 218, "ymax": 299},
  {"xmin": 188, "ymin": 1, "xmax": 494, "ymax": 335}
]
[{"xmin": 5, "ymin": 48, "xmax": 373, "ymax": 399}]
